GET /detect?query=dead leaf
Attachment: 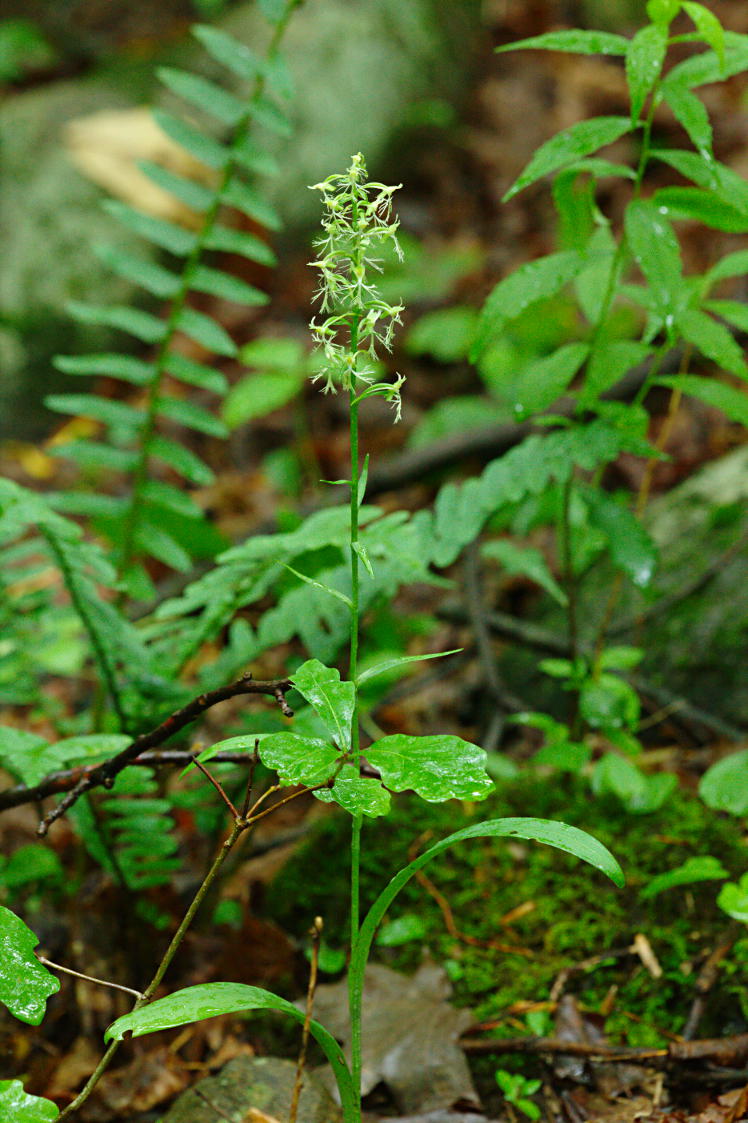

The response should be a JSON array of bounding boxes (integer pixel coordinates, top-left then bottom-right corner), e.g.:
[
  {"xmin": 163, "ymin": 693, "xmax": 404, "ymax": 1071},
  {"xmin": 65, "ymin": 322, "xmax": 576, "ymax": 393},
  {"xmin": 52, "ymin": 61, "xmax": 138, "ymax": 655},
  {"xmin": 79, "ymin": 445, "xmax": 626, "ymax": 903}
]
[
  {"xmin": 64, "ymin": 108, "xmax": 217, "ymax": 227},
  {"xmin": 311, "ymin": 961, "xmax": 480, "ymax": 1114}
]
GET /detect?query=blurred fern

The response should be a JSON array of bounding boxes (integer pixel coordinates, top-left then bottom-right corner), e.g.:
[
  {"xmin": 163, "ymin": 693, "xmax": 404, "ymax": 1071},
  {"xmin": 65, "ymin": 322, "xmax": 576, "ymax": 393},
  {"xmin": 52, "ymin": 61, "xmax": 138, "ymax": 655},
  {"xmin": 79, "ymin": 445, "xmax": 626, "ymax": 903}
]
[
  {"xmin": 147, "ymin": 418, "xmax": 652, "ymax": 687},
  {"xmin": 48, "ymin": 4, "xmax": 300, "ymax": 601}
]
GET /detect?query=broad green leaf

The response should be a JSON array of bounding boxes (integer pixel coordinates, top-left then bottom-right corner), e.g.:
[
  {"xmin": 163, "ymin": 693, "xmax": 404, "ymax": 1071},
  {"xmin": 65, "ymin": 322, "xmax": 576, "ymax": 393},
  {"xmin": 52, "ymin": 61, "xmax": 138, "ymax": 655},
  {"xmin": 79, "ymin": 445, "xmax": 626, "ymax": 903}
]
[
  {"xmin": 0, "ymin": 906, "xmax": 60, "ymax": 1025},
  {"xmin": 105, "ymin": 982, "xmax": 356, "ymax": 1119},
  {"xmin": 163, "ymin": 352, "xmax": 228, "ymax": 394},
  {"xmin": 625, "ymin": 198, "xmax": 684, "ymax": 319},
  {"xmin": 674, "ymin": 309, "xmax": 748, "ymax": 378},
  {"xmin": 640, "ymin": 855, "xmax": 728, "ymax": 899},
  {"xmin": 176, "ymin": 307, "xmax": 237, "ymax": 357},
  {"xmin": 283, "ymin": 564, "xmax": 353, "ymax": 609},
  {"xmin": 221, "ymin": 180, "xmax": 282, "ymax": 231},
  {"xmin": 718, "ymin": 874, "xmax": 748, "ymax": 922},
  {"xmin": 580, "ymin": 675, "xmax": 640, "ymax": 731},
  {"xmin": 583, "ymin": 489, "xmax": 657, "ymax": 587},
  {"xmin": 158, "ymin": 67, "xmax": 245, "ymax": 126},
  {"xmin": 53, "ymin": 353, "xmax": 154, "ymax": 385},
  {"xmin": 376, "ymin": 913, "xmax": 427, "ymax": 947},
  {"xmin": 205, "ymin": 224, "xmax": 277, "ymax": 266},
  {"xmin": 683, "ymin": 2, "xmax": 725, "ymax": 67},
  {"xmin": 152, "ymin": 109, "xmax": 228, "ymax": 170},
  {"xmin": 222, "ymin": 370, "xmax": 304, "ymax": 427},
  {"xmin": 654, "ymin": 186, "xmax": 748, "ymax": 232},
  {"xmin": 699, "ymin": 749, "xmax": 748, "ymax": 814},
  {"xmin": 157, "ymin": 397, "xmax": 228, "ymax": 436},
  {"xmin": 357, "ymin": 648, "xmax": 462, "ymax": 687},
  {"xmin": 45, "ymin": 394, "xmax": 143, "ymax": 430},
  {"xmin": 258, "ymin": 732, "xmax": 339, "ymax": 784},
  {"xmin": 47, "ymin": 491, "xmax": 127, "ymax": 519},
  {"xmin": 496, "ymin": 30, "xmax": 628, "ymax": 56},
  {"xmin": 503, "ymin": 117, "xmax": 632, "ymax": 203},
  {"xmin": 553, "ymin": 171, "xmax": 596, "ymax": 252},
  {"xmin": 482, "ymin": 539, "xmax": 567, "ymax": 604},
  {"xmin": 472, "ymin": 251, "xmax": 583, "ymax": 359},
  {"xmin": 646, "ymin": 0, "xmax": 681, "ymax": 24},
  {"xmin": 491, "ymin": 342, "xmax": 589, "ymax": 418},
  {"xmin": 592, "ymin": 753, "xmax": 676, "ymax": 813},
  {"xmin": 192, "ymin": 24, "xmax": 262, "ymax": 81},
  {"xmin": 626, "ymin": 23, "xmax": 668, "ymax": 124},
  {"xmin": 150, "ymin": 436, "xmax": 214, "ymax": 486},
  {"xmin": 92, "ymin": 246, "xmax": 180, "ymax": 298},
  {"xmin": 292, "ymin": 659, "xmax": 356, "ymax": 750},
  {"xmin": 315, "ymin": 764, "xmax": 391, "ymax": 817},
  {"xmin": 0, "ymin": 1081, "xmax": 58, "ymax": 1122},
  {"xmin": 191, "ymin": 264, "xmax": 269, "ymax": 307},
  {"xmin": 580, "ymin": 340, "xmax": 652, "ymax": 407},
  {"xmin": 350, "ymin": 817, "xmax": 624, "ymax": 997},
  {"xmin": 366, "ymin": 734, "xmax": 493, "ymax": 802},
  {"xmin": 65, "ymin": 302, "xmax": 166, "ymax": 345},
  {"xmin": 138, "ymin": 159, "xmax": 213, "ymax": 213},
  {"xmin": 660, "ymin": 83, "xmax": 713, "ymax": 158},
  {"xmin": 103, "ymin": 201, "xmax": 196, "ymax": 256}
]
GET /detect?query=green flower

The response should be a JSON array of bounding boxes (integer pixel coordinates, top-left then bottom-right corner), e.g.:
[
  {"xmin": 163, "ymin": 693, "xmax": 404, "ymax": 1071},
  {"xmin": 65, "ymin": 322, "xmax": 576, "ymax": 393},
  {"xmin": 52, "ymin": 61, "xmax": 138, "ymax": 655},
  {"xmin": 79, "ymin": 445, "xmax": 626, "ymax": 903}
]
[{"xmin": 309, "ymin": 154, "xmax": 404, "ymax": 417}]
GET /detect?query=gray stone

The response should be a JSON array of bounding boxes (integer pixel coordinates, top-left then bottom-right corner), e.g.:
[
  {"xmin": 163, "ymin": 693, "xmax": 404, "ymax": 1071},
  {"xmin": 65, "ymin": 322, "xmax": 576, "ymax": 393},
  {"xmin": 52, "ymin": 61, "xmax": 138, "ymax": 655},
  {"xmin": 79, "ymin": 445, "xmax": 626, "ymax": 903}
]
[
  {"xmin": 1, "ymin": 0, "xmax": 481, "ymax": 438},
  {"xmin": 158, "ymin": 1055, "xmax": 342, "ymax": 1123}
]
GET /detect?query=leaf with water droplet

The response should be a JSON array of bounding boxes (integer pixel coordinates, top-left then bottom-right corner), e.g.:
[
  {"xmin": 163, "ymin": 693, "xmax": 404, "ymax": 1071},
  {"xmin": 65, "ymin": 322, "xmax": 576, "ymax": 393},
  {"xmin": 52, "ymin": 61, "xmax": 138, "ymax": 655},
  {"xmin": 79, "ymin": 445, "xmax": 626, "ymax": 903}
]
[
  {"xmin": 0, "ymin": 907, "xmax": 60, "ymax": 1025},
  {"xmin": 366, "ymin": 735, "xmax": 494, "ymax": 803}
]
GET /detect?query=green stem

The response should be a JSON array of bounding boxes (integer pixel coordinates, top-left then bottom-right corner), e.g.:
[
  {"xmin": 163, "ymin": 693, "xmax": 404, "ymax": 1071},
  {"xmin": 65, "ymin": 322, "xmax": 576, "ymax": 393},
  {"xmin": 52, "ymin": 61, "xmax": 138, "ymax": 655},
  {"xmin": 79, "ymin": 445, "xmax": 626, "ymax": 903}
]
[{"xmin": 348, "ymin": 358, "xmax": 364, "ymax": 1110}]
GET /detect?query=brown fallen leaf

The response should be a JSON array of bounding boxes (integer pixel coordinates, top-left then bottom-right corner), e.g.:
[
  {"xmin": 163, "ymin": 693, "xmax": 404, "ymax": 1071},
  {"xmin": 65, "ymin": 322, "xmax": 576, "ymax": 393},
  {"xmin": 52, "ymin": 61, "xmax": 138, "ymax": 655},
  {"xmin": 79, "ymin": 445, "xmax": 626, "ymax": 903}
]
[
  {"xmin": 63, "ymin": 107, "xmax": 217, "ymax": 227},
  {"xmin": 311, "ymin": 960, "xmax": 480, "ymax": 1114}
]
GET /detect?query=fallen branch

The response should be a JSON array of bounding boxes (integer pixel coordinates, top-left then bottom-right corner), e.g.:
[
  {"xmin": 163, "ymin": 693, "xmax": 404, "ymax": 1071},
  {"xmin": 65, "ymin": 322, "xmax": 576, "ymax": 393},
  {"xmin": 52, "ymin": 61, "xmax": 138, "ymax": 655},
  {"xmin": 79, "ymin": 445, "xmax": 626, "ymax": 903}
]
[
  {"xmin": 0, "ymin": 673, "xmax": 293, "ymax": 824},
  {"xmin": 460, "ymin": 1031, "xmax": 748, "ymax": 1068},
  {"xmin": 437, "ymin": 602, "xmax": 746, "ymax": 743}
]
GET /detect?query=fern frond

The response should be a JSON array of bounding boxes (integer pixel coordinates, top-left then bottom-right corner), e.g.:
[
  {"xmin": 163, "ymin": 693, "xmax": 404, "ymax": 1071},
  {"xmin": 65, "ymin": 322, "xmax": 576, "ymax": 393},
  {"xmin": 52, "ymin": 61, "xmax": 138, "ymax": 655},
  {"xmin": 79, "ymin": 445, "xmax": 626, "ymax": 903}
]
[
  {"xmin": 149, "ymin": 420, "xmax": 652, "ymax": 680},
  {"xmin": 49, "ymin": 4, "xmax": 300, "ymax": 592},
  {"xmin": 0, "ymin": 480, "xmax": 149, "ymax": 728}
]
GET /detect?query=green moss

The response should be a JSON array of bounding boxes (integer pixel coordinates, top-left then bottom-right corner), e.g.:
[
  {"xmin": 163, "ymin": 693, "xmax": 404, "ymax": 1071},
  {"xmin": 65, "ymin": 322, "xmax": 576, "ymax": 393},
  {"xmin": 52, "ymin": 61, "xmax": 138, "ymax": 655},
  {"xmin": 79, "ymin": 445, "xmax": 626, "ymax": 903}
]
[{"xmin": 268, "ymin": 775, "xmax": 747, "ymax": 1047}]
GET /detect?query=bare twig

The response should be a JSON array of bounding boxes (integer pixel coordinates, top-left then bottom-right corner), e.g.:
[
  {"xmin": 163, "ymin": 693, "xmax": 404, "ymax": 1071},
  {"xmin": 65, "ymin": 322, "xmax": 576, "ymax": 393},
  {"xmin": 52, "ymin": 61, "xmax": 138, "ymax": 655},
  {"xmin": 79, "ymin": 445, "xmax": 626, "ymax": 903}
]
[
  {"xmin": 192, "ymin": 757, "xmax": 241, "ymax": 819},
  {"xmin": 37, "ymin": 957, "xmax": 145, "ymax": 1000},
  {"xmin": 682, "ymin": 924, "xmax": 742, "ymax": 1041},
  {"xmin": 290, "ymin": 916, "xmax": 323, "ymax": 1123}
]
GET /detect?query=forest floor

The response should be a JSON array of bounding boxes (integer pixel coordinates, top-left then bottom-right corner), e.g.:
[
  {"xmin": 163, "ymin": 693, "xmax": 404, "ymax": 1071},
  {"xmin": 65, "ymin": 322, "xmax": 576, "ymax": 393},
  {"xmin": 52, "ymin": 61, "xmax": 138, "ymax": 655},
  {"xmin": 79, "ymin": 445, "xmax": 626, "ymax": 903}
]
[{"xmin": 1, "ymin": 1, "xmax": 748, "ymax": 1120}]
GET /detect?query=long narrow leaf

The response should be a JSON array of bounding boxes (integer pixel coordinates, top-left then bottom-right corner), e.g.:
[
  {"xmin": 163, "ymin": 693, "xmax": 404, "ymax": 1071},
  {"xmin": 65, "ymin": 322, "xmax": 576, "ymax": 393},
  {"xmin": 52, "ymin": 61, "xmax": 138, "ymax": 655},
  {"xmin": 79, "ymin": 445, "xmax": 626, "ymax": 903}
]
[
  {"xmin": 105, "ymin": 983, "xmax": 356, "ymax": 1120},
  {"xmin": 152, "ymin": 109, "xmax": 228, "ymax": 170},
  {"xmin": 158, "ymin": 67, "xmax": 245, "ymax": 126},
  {"xmin": 191, "ymin": 264, "xmax": 269, "ymax": 306},
  {"xmin": 504, "ymin": 117, "xmax": 633, "ymax": 202},
  {"xmin": 53, "ymin": 354, "xmax": 154, "ymax": 385},
  {"xmin": 103, "ymin": 201, "xmax": 196, "ymax": 256}
]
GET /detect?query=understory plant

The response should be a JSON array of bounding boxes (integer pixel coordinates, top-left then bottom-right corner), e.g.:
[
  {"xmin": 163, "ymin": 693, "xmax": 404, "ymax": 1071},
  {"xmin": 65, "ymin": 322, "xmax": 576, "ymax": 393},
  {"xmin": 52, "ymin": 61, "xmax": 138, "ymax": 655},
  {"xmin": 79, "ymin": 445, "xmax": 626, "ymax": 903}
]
[
  {"xmin": 0, "ymin": 153, "xmax": 623, "ymax": 1122},
  {"xmin": 3, "ymin": 0, "xmax": 748, "ymax": 1118}
]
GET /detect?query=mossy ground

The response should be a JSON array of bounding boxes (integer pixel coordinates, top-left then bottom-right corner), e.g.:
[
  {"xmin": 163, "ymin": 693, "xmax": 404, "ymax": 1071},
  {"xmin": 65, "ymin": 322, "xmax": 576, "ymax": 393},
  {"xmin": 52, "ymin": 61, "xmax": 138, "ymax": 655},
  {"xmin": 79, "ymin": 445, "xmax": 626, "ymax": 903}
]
[{"xmin": 267, "ymin": 773, "xmax": 748, "ymax": 1059}]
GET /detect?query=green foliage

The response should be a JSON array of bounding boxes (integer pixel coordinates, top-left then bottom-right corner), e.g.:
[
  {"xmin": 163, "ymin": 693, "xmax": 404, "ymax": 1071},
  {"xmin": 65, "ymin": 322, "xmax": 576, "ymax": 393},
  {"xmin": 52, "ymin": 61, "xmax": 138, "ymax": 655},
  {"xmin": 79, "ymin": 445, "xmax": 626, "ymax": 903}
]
[
  {"xmin": 48, "ymin": 13, "xmax": 293, "ymax": 595},
  {"xmin": 0, "ymin": 1081, "xmax": 59, "ymax": 1122},
  {"xmin": 0, "ymin": 906, "xmax": 60, "ymax": 1025},
  {"xmin": 495, "ymin": 1070, "xmax": 542, "ymax": 1120}
]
